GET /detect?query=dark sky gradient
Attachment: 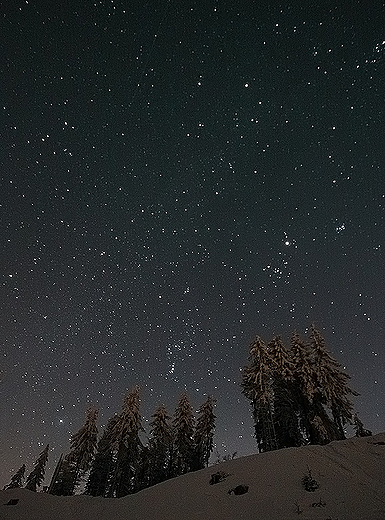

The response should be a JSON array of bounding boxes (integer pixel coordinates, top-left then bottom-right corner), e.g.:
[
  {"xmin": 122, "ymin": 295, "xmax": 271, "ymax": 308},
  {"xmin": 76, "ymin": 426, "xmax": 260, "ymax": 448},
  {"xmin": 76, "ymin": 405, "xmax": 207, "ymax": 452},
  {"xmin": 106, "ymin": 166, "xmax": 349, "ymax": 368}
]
[{"xmin": 1, "ymin": 0, "xmax": 384, "ymax": 487}]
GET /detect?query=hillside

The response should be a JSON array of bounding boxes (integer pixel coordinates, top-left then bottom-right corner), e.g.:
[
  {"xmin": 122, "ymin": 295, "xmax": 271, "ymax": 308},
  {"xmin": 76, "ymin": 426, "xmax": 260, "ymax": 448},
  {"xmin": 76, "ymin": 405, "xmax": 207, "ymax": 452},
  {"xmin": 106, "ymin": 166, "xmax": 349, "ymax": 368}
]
[{"xmin": 1, "ymin": 432, "xmax": 385, "ymax": 520}]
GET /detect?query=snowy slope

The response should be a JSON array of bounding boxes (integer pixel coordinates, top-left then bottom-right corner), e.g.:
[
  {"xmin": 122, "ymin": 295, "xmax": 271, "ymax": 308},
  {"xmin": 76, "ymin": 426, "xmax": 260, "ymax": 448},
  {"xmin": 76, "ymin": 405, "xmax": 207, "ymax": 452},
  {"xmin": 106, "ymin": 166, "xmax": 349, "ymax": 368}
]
[{"xmin": 1, "ymin": 432, "xmax": 385, "ymax": 520}]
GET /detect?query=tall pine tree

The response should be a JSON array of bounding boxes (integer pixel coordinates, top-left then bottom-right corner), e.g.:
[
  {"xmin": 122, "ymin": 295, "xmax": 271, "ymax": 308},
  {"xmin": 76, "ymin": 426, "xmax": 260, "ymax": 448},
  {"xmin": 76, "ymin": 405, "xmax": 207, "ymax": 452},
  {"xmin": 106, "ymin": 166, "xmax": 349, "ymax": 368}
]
[
  {"xmin": 192, "ymin": 395, "xmax": 216, "ymax": 470},
  {"xmin": 25, "ymin": 445, "xmax": 49, "ymax": 492},
  {"xmin": 108, "ymin": 386, "xmax": 143, "ymax": 497},
  {"xmin": 50, "ymin": 407, "xmax": 99, "ymax": 495},
  {"xmin": 269, "ymin": 336, "xmax": 302, "ymax": 448},
  {"xmin": 310, "ymin": 325, "xmax": 357, "ymax": 440},
  {"xmin": 85, "ymin": 415, "xmax": 119, "ymax": 496},
  {"xmin": 290, "ymin": 331, "xmax": 336, "ymax": 444},
  {"xmin": 241, "ymin": 336, "xmax": 277, "ymax": 452},
  {"xmin": 148, "ymin": 404, "xmax": 173, "ymax": 486},
  {"xmin": 172, "ymin": 392, "xmax": 195, "ymax": 476},
  {"xmin": 290, "ymin": 332, "xmax": 319, "ymax": 443},
  {"xmin": 68, "ymin": 407, "xmax": 99, "ymax": 474}
]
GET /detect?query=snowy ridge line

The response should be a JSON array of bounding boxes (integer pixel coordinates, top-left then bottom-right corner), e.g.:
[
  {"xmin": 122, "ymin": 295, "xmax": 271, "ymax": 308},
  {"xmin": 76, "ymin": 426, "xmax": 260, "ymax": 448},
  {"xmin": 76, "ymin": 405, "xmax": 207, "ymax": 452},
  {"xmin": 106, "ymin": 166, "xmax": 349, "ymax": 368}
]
[{"xmin": 1, "ymin": 432, "xmax": 385, "ymax": 520}]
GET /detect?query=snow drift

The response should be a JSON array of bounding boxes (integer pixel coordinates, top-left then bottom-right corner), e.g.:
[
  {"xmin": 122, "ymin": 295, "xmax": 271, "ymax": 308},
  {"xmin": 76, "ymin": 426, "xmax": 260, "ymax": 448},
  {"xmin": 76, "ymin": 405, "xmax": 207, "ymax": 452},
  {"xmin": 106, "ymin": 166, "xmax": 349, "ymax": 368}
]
[{"xmin": 1, "ymin": 432, "xmax": 384, "ymax": 520}]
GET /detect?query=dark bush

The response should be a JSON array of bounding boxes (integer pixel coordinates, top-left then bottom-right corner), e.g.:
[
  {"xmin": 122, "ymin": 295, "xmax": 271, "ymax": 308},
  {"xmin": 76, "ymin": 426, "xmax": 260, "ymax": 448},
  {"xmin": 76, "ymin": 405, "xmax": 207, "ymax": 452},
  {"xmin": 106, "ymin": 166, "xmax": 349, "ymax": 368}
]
[
  {"xmin": 301, "ymin": 467, "xmax": 319, "ymax": 492},
  {"xmin": 228, "ymin": 484, "xmax": 249, "ymax": 495}
]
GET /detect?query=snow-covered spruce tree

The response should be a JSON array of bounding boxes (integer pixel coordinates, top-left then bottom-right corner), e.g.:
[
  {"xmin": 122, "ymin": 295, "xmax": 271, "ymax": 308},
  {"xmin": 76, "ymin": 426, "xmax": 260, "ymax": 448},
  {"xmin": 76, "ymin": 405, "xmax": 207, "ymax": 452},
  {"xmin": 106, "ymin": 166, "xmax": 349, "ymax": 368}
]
[
  {"xmin": 290, "ymin": 332, "xmax": 336, "ymax": 445},
  {"xmin": 69, "ymin": 406, "xmax": 99, "ymax": 491},
  {"xmin": 108, "ymin": 386, "xmax": 144, "ymax": 497},
  {"xmin": 268, "ymin": 336, "xmax": 302, "ymax": 448},
  {"xmin": 25, "ymin": 444, "xmax": 49, "ymax": 492},
  {"xmin": 241, "ymin": 336, "xmax": 277, "ymax": 452},
  {"xmin": 290, "ymin": 332, "xmax": 318, "ymax": 443},
  {"xmin": 310, "ymin": 325, "xmax": 357, "ymax": 440},
  {"xmin": 85, "ymin": 415, "xmax": 119, "ymax": 496},
  {"xmin": 69, "ymin": 407, "xmax": 99, "ymax": 472},
  {"xmin": 172, "ymin": 392, "xmax": 195, "ymax": 476},
  {"xmin": 192, "ymin": 395, "xmax": 216, "ymax": 470},
  {"xmin": 3, "ymin": 464, "xmax": 26, "ymax": 490},
  {"xmin": 50, "ymin": 407, "xmax": 99, "ymax": 495},
  {"xmin": 147, "ymin": 404, "xmax": 173, "ymax": 486}
]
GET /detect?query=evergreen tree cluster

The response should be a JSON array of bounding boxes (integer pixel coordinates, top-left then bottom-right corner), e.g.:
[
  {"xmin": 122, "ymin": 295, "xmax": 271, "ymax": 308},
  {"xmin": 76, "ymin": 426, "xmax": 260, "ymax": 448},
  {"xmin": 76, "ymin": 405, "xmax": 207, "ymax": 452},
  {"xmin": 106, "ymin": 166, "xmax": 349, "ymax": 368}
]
[
  {"xmin": 3, "ymin": 445, "xmax": 49, "ymax": 492},
  {"xmin": 241, "ymin": 325, "xmax": 359, "ymax": 452},
  {"xmin": 4, "ymin": 325, "xmax": 372, "ymax": 495},
  {"xmin": 49, "ymin": 388, "xmax": 216, "ymax": 497}
]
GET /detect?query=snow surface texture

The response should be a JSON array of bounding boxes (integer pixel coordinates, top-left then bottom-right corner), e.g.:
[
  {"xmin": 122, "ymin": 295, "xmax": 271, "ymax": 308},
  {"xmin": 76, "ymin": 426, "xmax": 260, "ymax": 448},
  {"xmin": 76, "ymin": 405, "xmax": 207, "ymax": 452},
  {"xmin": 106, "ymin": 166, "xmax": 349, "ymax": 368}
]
[{"xmin": 1, "ymin": 433, "xmax": 385, "ymax": 520}]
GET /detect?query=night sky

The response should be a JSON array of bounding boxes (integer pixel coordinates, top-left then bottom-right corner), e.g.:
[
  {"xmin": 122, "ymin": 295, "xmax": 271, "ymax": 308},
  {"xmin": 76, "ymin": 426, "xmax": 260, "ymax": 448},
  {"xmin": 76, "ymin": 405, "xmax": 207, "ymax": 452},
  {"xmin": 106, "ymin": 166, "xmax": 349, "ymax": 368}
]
[{"xmin": 1, "ymin": 0, "xmax": 384, "ymax": 487}]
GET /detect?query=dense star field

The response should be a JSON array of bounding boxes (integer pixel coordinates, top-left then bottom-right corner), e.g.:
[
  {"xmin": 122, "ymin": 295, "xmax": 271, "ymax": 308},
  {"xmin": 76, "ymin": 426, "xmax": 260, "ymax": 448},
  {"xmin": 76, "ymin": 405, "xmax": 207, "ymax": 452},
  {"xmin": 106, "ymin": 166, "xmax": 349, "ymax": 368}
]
[{"xmin": 1, "ymin": 0, "xmax": 384, "ymax": 487}]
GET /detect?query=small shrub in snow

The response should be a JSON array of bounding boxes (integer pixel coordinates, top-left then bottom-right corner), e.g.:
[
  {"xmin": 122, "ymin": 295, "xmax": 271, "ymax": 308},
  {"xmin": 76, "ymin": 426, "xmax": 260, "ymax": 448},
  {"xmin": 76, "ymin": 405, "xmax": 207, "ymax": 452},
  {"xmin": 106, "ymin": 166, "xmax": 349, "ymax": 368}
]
[
  {"xmin": 5, "ymin": 499, "xmax": 19, "ymax": 506},
  {"xmin": 228, "ymin": 484, "xmax": 249, "ymax": 495},
  {"xmin": 311, "ymin": 497, "xmax": 326, "ymax": 507},
  {"xmin": 301, "ymin": 467, "xmax": 319, "ymax": 492},
  {"xmin": 209, "ymin": 471, "xmax": 230, "ymax": 485}
]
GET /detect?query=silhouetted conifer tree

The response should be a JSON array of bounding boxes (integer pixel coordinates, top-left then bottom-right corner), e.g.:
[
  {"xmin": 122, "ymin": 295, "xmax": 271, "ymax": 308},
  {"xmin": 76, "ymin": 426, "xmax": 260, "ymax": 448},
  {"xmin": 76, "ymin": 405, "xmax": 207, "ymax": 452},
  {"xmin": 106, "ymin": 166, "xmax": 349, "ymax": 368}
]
[
  {"xmin": 269, "ymin": 336, "xmax": 302, "ymax": 448},
  {"xmin": 290, "ymin": 331, "xmax": 337, "ymax": 444},
  {"xmin": 310, "ymin": 325, "xmax": 357, "ymax": 440},
  {"xmin": 68, "ymin": 407, "xmax": 99, "ymax": 473},
  {"xmin": 192, "ymin": 395, "xmax": 216, "ymax": 470},
  {"xmin": 85, "ymin": 415, "xmax": 119, "ymax": 496},
  {"xmin": 25, "ymin": 444, "xmax": 49, "ymax": 491},
  {"xmin": 148, "ymin": 404, "xmax": 173, "ymax": 485},
  {"xmin": 3, "ymin": 464, "xmax": 25, "ymax": 489},
  {"xmin": 108, "ymin": 386, "xmax": 143, "ymax": 497},
  {"xmin": 290, "ymin": 332, "xmax": 316, "ymax": 401},
  {"xmin": 292, "ymin": 334, "xmax": 332, "ymax": 443},
  {"xmin": 290, "ymin": 332, "xmax": 319, "ymax": 443},
  {"xmin": 50, "ymin": 407, "xmax": 99, "ymax": 495},
  {"xmin": 241, "ymin": 336, "xmax": 277, "ymax": 452},
  {"xmin": 172, "ymin": 392, "xmax": 195, "ymax": 475}
]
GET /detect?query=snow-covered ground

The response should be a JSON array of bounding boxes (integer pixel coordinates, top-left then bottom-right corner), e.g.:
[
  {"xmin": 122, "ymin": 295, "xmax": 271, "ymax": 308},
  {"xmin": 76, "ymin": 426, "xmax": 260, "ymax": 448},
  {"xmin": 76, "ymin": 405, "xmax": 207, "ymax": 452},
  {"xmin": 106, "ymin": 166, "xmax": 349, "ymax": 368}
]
[{"xmin": 1, "ymin": 432, "xmax": 384, "ymax": 520}]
